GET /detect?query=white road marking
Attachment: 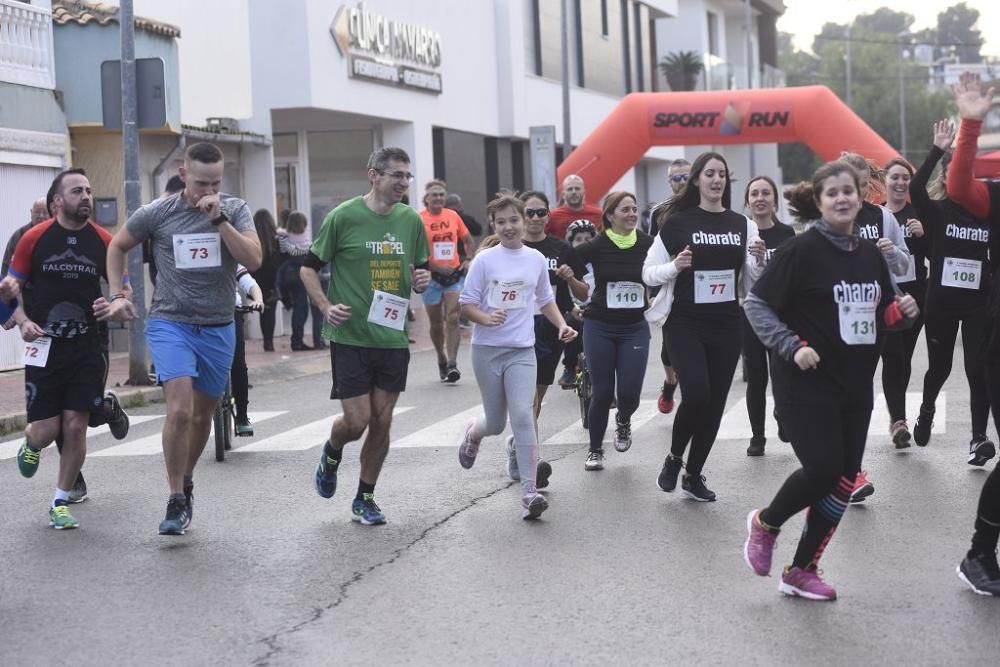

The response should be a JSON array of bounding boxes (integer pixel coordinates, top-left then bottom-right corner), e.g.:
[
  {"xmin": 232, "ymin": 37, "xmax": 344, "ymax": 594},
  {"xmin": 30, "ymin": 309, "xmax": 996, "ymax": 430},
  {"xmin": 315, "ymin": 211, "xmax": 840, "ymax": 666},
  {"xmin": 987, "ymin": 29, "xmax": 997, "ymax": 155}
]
[
  {"xmin": 0, "ymin": 415, "xmax": 164, "ymax": 460},
  {"xmin": 90, "ymin": 412, "xmax": 286, "ymax": 457},
  {"xmin": 543, "ymin": 400, "xmax": 665, "ymax": 445},
  {"xmin": 234, "ymin": 407, "xmax": 413, "ymax": 453}
]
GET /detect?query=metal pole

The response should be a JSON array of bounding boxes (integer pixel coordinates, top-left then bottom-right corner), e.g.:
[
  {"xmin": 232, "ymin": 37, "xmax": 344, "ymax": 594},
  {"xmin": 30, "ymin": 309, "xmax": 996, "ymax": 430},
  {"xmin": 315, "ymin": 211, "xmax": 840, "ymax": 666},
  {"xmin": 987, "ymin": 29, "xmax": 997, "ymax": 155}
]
[
  {"xmin": 744, "ymin": 0, "xmax": 755, "ymax": 177},
  {"xmin": 846, "ymin": 23, "xmax": 853, "ymax": 107},
  {"xmin": 899, "ymin": 34, "xmax": 908, "ymax": 158},
  {"xmin": 560, "ymin": 0, "xmax": 571, "ymax": 165},
  {"xmin": 120, "ymin": 0, "xmax": 149, "ymax": 385}
]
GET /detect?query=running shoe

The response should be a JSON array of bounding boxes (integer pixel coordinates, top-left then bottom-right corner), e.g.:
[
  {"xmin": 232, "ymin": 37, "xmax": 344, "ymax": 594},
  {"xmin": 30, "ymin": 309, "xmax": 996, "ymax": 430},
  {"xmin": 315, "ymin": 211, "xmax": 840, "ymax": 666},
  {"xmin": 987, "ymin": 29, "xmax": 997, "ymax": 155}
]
[
  {"xmin": 746, "ymin": 436, "xmax": 766, "ymax": 457},
  {"xmin": 957, "ymin": 551, "xmax": 1000, "ymax": 596},
  {"xmin": 445, "ymin": 363, "xmax": 461, "ymax": 384},
  {"xmin": 104, "ymin": 391, "xmax": 130, "ymax": 440},
  {"xmin": 521, "ymin": 493, "xmax": 549, "ymax": 520},
  {"xmin": 778, "ymin": 566, "xmax": 837, "ymax": 601},
  {"xmin": 890, "ymin": 419, "xmax": 911, "ymax": 449},
  {"xmin": 314, "ymin": 444, "xmax": 340, "ymax": 498},
  {"xmin": 505, "ymin": 435, "xmax": 520, "ymax": 481},
  {"xmin": 158, "ymin": 497, "xmax": 189, "ymax": 536},
  {"xmin": 458, "ymin": 420, "xmax": 481, "ymax": 469},
  {"xmin": 536, "ymin": 460, "xmax": 552, "ymax": 489},
  {"xmin": 49, "ymin": 502, "xmax": 79, "ymax": 530},
  {"xmin": 558, "ymin": 366, "xmax": 577, "ymax": 390},
  {"xmin": 968, "ymin": 436, "xmax": 996, "ymax": 467},
  {"xmin": 657, "ymin": 382, "xmax": 677, "ymax": 414},
  {"xmin": 657, "ymin": 454, "xmax": 684, "ymax": 492},
  {"xmin": 68, "ymin": 473, "xmax": 88, "ymax": 504},
  {"xmin": 849, "ymin": 470, "xmax": 875, "ymax": 503},
  {"xmin": 16, "ymin": 441, "xmax": 41, "ymax": 478},
  {"xmin": 613, "ymin": 412, "xmax": 632, "ymax": 452},
  {"xmin": 438, "ymin": 362, "xmax": 448, "ymax": 381},
  {"xmin": 774, "ymin": 408, "xmax": 790, "ymax": 443},
  {"xmin": 235, "ymin": 415, "xmax": 254, "ymax": 437},
  {"xmin": 584, "ymin": 450, "xmax": 604, "ymax": 471},
  {"xmin": 682, "ymin": 473, "xmax": 716, "ymax": 502},
  {"xmin": 744, "ymin": 510, "xmax": 778, "ymax": 576},
  {"xmin": 352, "ymin": 496, "xmax": 387, "ymax": 525},
  {"xmin": 913, "ymin": 404, "xmax": 935, "ymax": 447}
]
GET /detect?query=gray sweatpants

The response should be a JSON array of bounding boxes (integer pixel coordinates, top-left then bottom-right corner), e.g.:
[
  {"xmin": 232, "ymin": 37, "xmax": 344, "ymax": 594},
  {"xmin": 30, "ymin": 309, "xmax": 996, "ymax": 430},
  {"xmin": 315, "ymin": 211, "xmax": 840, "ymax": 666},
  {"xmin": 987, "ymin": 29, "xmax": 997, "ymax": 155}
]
[{"xmin": 470, "ymin": 344, "xmax": 538, "ymax": 494}]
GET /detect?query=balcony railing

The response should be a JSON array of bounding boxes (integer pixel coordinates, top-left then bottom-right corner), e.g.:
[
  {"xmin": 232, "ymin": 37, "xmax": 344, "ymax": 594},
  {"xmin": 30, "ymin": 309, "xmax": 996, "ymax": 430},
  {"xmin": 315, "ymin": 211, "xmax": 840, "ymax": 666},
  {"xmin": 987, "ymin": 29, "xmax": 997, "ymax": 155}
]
[{"xmin": 0, "ymin": 0, "xmax": 56, "ymax": 89}]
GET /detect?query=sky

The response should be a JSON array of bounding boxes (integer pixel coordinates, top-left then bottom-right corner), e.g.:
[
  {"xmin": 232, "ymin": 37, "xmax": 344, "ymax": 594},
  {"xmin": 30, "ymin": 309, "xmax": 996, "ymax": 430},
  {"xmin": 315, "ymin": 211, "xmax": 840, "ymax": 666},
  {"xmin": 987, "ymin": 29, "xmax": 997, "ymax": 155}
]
[{"xmin": 777, "ymin": 0, "xmax": 1000, "ymax": 57}]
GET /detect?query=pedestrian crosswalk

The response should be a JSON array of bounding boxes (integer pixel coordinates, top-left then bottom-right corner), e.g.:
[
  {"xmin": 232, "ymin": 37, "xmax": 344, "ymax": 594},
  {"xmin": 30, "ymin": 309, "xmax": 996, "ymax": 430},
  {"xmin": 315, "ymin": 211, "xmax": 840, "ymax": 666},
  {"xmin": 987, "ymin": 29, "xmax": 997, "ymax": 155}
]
[{"xmin": 0, "ymin": 391, "xmax": 953, "ymax": 460}]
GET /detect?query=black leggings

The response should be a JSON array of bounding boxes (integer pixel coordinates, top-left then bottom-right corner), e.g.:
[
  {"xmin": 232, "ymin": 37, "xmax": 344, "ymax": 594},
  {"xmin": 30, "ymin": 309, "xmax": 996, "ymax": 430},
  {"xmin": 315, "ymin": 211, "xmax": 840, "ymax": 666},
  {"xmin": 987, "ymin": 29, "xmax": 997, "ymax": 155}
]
[
  {"xmin": 231, "ymin": 314, "xmax": 249, "ymax": 416},
  {"xmin": 660, "ymin": 320, "xmax": 672, "ymax": 367},
  {"xmin": 921, "ymin": 311, "xmax": 990, "ymax": 437},
  {"xmin": 666, "ymin": 316, "xmax": 742, "ymax": 476},
  {"xmin": 880, "ymin": 290, "xmax": 925, "ymax": 423},
  {"xmin": 583, "ymin": 319, "xmax": 650, "ymax": 451},
  {"xmin": 760, "ymin": 393, "xmax": 870, "ymax": 569},
  {"xmin": 260, "ymin": 288, "xmax": 277, "ymax": 347},
  {"xmin": 741, "ymin": 312, "xmax": 770, "ymax": 440},
  {"xmin": 971, "ymin": 318, "xmax": 1000, "ymax": 555}
]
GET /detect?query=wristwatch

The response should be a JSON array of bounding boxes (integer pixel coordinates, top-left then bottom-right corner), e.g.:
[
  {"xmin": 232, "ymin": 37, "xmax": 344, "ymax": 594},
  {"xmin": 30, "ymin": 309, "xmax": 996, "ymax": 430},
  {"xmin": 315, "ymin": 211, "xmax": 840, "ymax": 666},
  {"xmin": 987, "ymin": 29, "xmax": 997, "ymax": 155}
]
[{"xmin": 211, "ymin": 212, "xmax": 229, "ymax": 226}]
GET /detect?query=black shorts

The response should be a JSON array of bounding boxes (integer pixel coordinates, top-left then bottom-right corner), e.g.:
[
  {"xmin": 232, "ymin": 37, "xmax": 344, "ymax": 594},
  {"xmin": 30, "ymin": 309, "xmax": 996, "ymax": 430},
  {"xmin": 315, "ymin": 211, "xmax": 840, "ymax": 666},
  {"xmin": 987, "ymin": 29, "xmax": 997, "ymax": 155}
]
[
  {"xmin": 25, "ymin": 337, "xmax": 106, "ymax": 422},
  {"xmin": 330, "ymin": 342, "xmax": 410, "ymax": 400},
  {"xmin": 534, "ymin": 316, "xmax": 565, "ymax": 386}
]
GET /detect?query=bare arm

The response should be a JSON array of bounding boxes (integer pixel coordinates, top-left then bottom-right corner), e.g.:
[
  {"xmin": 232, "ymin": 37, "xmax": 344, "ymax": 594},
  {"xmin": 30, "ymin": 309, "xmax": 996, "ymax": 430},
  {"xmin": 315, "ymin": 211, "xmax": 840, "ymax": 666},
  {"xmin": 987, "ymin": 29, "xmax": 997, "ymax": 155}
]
[
  {"xmin": 300, "ymin": 265, "xmax": 330, "ymax": 312},
  {"xmin": 220, "ymin": 224, "xmax": 262, "ymax": 272}
]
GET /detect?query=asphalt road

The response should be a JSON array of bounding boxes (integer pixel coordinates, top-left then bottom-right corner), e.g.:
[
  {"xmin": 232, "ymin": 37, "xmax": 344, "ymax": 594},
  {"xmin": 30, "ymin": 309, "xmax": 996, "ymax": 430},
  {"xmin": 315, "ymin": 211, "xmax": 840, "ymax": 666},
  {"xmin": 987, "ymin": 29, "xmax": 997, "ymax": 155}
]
[{"xmin": 1, "ymin": 328, "xmax": 999, "ymax": 666}]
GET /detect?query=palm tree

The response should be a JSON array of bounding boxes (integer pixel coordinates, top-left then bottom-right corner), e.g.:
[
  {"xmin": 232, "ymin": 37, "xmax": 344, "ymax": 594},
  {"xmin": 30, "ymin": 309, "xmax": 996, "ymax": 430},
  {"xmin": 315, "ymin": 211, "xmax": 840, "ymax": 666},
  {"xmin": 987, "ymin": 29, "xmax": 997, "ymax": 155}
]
[{"xmin": 658, "ymin": 51, "xmax": 704, "ymax": 91}]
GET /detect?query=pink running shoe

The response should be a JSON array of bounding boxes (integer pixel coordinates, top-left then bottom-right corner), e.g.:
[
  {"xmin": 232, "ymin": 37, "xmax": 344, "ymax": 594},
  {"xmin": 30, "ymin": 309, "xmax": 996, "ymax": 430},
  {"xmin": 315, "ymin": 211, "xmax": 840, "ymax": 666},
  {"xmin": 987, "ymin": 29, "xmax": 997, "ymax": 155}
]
[
  {"xmin": 744, "ymin": 510, "xmax": 779, "ymax": 577},
  {"xmin": 458, "ymin": 420, "xmax": 481, "ymax": 469},
  {"xmin": 778, "ymin": 566, "xmax": 837, "ymax": 601},
  {"xmin": 849, "ymin": 470, "xmax": 874, "ymax": 503}
]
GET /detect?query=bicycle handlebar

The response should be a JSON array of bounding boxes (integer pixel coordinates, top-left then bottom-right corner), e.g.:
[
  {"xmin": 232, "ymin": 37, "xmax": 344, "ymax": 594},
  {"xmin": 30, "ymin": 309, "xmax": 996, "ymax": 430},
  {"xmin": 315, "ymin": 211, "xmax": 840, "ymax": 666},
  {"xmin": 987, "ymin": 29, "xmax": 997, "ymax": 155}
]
[{"xmin": 235, "ymin": 305, "xmax": 262, "ymax": 314}]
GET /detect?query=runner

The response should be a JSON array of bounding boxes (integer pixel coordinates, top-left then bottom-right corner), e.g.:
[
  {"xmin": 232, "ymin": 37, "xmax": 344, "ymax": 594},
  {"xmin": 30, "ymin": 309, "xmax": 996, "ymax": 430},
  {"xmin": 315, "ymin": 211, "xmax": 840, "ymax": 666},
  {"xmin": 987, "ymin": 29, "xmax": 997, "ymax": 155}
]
[
  {"xmin": 646, "ymin": 152, "xmax": 765, "ymax": 500},
  {"xmin": 546, "ymin": 174, "xmax": 603, "ymax": 240},
  {"xmin": 651, "ymin": 158, "xmax": 691, "ymax": 413},
  {"xmin": 457, "ymin": 193, "xmax": 576, "ymax": 519},
  {"xmin": 420, "ymin": 179, "xmax": 474, "ymax": 382},
  {"xmin": 0, "ymin": 169, "xmax": 126, "ymax": 529},
  {"xmin": 573, "ymin": 191, "xmax": 654, "ymax": 471},
  {"xmin": 102, "ymin": 142, "xmax": 262, "ymax": 536},
  {"xmin": 516, "ymin": 191, "xmax": 589, "ymax": 487},
  {"xmin": 946, "ymin": 72, "xmax": 1000, "ymax": 594},
  {"xmin": 303, "ymin": 147, "xmax": 431, "ymax": 526},
  {"xmin": 741, "ymin": 176, "xmax": 795, "ymax": 456},
  {"xmin": 880, "ymin": 156, "xmax": 929, "ymax": 449},
  {"xmin": 742, "ymin": 160, "xmax": 918, "ymax": 600},
  {"xmin": 909, "ymin": 119, "xmax": 993, "ymax": 465},
  {"xmin": 231, "ymin": 265, "xmax": 264, "ymax": 436}
]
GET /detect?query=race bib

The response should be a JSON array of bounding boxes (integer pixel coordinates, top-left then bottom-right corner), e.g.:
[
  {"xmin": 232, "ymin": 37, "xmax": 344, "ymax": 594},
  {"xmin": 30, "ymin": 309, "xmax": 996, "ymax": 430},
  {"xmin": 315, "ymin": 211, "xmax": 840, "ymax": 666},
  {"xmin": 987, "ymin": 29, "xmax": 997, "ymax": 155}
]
[
  {"xmin": 22, "ymin": 336, "xmax": 51, "ymax": 367},
  {"xmin": 488, "ymin": 279, "xmax": 529, "ymax": 310},
  {"xmin": 838, "ymin": 302, "xmax": 876, "ymax": 346},
  {"xmin": 899, "ymin": 256, "xmax": 917, "ymax": 284},
  {"xmin": 941, "ymin": 257, "xmax": 982, "ymax": 290},
  {"xmin": 367, "ymin": 290, "xmax": 409, "ymax": 331},
  {"xmin": 694, "ymin": 269, "xmax": 735, "ymax": 304},
  {"xmin": 433, "ymin": 242, "xmax": 456, "ymax": 262},
  {"xmin": 173, "ymin": 233, "xmax": 221, "ymax": 270},
  {"xmin": 606, "ymin": 281, "xmax": 644, "ymax": 309}
]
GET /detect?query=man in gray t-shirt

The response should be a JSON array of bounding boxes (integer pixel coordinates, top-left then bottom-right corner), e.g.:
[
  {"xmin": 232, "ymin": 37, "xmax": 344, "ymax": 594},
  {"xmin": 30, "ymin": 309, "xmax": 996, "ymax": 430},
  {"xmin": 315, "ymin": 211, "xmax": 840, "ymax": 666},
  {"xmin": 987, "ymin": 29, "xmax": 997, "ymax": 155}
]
[{"xmin": 100, "ymin": 142, "xmax": 262, "ymax": 537}]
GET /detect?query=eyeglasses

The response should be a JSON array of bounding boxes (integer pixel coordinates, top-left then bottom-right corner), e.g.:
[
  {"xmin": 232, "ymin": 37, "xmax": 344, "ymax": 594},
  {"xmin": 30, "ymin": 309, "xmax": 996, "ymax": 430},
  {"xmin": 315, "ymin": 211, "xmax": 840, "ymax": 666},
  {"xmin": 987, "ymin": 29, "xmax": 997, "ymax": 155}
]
[
  {"xmin": 376, "ymin": 169, "xmax": 415, "ymax": 183},
  {"xmin": 525, "ymin": 207, "xmax": 549, "ymax": 218},
  {"xmin": 669, "ymin": 174, "xmax": 689, "ymax": 183}
]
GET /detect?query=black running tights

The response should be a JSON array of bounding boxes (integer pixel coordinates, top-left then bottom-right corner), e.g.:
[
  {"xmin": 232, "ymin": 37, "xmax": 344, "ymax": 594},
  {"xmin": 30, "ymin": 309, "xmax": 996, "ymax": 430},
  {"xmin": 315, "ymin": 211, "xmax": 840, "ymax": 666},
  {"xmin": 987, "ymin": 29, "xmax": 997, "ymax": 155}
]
[{"xmin": 922, "ymin": 312, "xmax": 990, "ymax": 437}]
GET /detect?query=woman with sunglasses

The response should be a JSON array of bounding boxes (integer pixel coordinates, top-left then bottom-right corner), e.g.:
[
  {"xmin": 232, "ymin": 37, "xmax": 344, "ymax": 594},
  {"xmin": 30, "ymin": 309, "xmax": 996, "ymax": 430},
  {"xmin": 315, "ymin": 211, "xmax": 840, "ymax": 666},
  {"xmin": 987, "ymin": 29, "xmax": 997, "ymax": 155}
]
[
  {"xmin": 572, "ymin": 192, "xmax": 654, "ymax": 471},
  {"xmin": 645, "ymin": 152, "xmax": 765, "ymax": 501}
]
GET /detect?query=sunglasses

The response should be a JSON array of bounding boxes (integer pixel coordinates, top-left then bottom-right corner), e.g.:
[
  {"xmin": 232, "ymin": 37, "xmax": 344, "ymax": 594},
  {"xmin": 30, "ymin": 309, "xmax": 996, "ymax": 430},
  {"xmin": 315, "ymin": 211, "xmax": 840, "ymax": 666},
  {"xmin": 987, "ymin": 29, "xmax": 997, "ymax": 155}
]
[
  {"xmin": 525, "ymin": 208, "xmax": 549, "ymax": 218},
  {"xmin": 670, "ymin": 174, "xmax": 689, "ymax": 183}
]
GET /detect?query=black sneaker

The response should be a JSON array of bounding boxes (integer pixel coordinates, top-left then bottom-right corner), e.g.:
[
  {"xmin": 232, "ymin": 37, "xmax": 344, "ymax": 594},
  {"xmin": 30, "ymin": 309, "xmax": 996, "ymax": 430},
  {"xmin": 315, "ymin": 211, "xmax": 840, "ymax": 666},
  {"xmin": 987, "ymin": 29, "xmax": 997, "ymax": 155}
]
[
  {"xmin": 681, "ymin": 473, "xmax": 716, "ymax": 502},
  {"xmin": 558, "ymin": 366, "xmax": 577, "ymax": 390},
  {"xmin": 536, "ymin": 460, "xmax": 553, "ymax": 489},
  {"xmin": 914, "ymin": 405, "xmax": 935, "ymax": 447},
  {"xmin": 774, "ymin": 408, "xmax": 790, "ymax": 443},
  {"xmin": 68, "ymin": 473, "xmax": 88, "ymax": 504},
  {"xmin": 657, "ymin": 454, "xmax": 684, "ymax": 492},
  {"xmin": 158, "ymin": 497, "xmax": 189, "ymax": 536},
  {"xmin": 613, "ymin": 412, "xmax": 632, "ymax": 452},
  {"xmin": 445, "ymin": 363, "xmax": 461, "ymax": 384},
  {"xmin": 104, "ymin": 391, "xmax": 130, "ymax": 440},
  {"xmin": 183, "ymin": 480, "xmax": 194, "ymax": 528},
  {"xmin": 968, "ymin": 436, "xmax": 996, "ymax": 466},
  {"xmin": 958, "ymin": 551, "xmax": 1000, "ymax": 596},
  {"xmin": 235, "ymin": 415, "xmax": 254, "ymax": 437},
  {"xmin": 438, "ymin": 363, "xmax": 448, "ymax": 381},
  {"xmin": 747, "ymin": 436, "xmax": 766, "ymax": 457}
]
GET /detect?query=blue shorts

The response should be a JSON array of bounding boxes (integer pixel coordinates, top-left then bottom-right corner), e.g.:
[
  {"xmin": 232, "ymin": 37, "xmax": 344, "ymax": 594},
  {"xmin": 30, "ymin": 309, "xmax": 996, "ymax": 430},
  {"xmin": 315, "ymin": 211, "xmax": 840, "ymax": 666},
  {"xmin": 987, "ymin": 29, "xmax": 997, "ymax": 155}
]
[
  {"xmin": 422, "ymin": 275, "xmax": 465, "ymax": 306},
  {"xmin": 146, "ymin": 319, "xmax": 235, "ymax": 399}
]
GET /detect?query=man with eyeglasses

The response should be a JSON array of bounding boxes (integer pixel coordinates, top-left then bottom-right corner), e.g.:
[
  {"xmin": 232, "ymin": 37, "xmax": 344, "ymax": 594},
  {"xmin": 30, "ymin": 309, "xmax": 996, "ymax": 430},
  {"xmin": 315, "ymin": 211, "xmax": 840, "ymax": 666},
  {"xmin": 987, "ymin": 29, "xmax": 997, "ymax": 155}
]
[
  {"xmin": 420, "ymin": 179, "xmax": 473, "ymax": 382},
  {"xmin": 303, "ymin": 147, "xmax": 431, "ymax": 526},
  {"xmin": 547, "ymin": 174, "xmax": 604, "ymax": 240}
]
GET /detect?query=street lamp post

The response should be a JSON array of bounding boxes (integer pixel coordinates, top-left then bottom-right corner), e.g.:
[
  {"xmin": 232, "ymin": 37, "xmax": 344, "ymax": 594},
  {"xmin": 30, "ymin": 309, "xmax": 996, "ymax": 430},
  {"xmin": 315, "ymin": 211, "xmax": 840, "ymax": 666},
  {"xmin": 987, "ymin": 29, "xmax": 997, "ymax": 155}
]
[{"xmin": 898, "ymin": 31, "xmax": 909, "ymax": 158}]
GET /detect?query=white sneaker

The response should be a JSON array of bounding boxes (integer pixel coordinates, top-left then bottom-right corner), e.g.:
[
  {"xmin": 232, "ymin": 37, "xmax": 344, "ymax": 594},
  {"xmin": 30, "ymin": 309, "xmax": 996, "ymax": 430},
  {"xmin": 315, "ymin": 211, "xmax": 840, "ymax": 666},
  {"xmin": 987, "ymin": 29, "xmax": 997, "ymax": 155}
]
[
  {"xmin": 521, "ymin": 493, "xmax": 548, "ymax": 520},
  {"xmin": 458, "ymin": 420, "xmax": 481, "ymax": 469},
  {"xmin": 584, "ymin": 450, "xmax": 604, "ymax": 471},
  {"xmin": 505, "ymin": 435, "xmax": 520, "ymax": 481}
]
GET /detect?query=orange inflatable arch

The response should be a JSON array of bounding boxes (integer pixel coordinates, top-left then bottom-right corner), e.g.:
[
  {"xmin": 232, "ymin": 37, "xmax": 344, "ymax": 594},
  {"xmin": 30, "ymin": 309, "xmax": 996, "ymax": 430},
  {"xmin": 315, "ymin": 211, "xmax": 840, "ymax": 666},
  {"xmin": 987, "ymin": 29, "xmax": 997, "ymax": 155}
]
[{"xmin": 557, "ymin": 85, "xmax": 899, "ymax": 204}]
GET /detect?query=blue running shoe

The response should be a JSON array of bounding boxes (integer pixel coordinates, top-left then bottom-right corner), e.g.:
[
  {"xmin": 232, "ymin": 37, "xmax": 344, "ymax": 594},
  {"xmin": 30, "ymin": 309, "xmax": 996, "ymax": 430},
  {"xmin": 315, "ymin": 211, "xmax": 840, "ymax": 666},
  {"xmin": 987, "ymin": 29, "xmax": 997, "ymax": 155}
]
[
  {"xmin": 351, "ymin": 495, "xmax": 386, "ymax": 525},
  {"xmin": 315, "ymin": 444, "xmax": 340, "ymax": 499},
  {"xmin": 158, "ymin": 497, "xmax": 189, "ymax": 536}
]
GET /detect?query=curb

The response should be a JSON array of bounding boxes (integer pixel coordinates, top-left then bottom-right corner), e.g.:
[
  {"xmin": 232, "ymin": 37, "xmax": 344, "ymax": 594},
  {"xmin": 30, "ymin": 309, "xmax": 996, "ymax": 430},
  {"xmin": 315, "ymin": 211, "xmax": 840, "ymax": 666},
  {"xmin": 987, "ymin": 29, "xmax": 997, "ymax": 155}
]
[{"xmin": 0, "ymin": 385, "xmax": 165, "ymax": 438}]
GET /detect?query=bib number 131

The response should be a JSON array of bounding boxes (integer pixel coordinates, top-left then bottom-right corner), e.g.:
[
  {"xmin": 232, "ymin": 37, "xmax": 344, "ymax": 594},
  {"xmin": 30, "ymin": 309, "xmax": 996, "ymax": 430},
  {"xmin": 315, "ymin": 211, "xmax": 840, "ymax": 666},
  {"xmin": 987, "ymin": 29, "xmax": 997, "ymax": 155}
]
[{"xmin": 838, "ymin": 302, "xmax": 876, "ymax": 345}]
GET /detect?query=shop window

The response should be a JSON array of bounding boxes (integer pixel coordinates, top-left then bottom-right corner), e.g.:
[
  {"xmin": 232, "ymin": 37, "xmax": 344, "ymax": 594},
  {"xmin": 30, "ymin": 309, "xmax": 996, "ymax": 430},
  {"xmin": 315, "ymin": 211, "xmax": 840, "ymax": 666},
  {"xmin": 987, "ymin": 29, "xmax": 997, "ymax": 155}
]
[{"xmin": 307, "ymin": 130, "xmax": 374, "ymax": 234}]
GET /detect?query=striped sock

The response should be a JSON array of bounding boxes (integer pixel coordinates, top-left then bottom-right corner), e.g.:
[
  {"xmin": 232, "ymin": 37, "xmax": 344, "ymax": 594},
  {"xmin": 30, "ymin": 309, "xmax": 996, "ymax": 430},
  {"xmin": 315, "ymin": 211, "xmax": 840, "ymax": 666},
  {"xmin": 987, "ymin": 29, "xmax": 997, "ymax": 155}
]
[{"xmin": 792, "ymin": 475, "xmax": 854, "ymax": 569}]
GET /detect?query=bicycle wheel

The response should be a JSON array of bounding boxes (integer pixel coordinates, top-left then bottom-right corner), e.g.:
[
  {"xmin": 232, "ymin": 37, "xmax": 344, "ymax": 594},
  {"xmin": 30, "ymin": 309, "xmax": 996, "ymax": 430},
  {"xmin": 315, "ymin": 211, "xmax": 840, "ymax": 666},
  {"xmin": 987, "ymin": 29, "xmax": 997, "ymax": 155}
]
[
  {"xmin": 578, "ymin": 371, "xmax": 592, "ymax": 429},
  {"xmin": 223, "ymin": 400, "xmax": 233, "ymax": 450},
  {"xmin": 213, "ymin": 406, "xmax": 226, "ymax": 461}
]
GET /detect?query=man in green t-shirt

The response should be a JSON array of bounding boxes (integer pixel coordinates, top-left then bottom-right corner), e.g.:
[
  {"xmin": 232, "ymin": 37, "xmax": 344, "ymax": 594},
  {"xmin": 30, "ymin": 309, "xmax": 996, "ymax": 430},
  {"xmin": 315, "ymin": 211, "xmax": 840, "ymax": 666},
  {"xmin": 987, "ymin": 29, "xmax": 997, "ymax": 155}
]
[{"xmin": 301, "ymin": 147, "xmax": 431, "ymax": 526}]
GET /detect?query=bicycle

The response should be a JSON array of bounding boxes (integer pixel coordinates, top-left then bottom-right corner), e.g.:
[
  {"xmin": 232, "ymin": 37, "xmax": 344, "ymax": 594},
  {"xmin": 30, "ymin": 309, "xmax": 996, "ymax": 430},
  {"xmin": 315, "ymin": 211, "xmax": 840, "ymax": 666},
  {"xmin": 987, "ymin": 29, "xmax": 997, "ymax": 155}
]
[
  {"xmin": 575, "ymin": 352, "xmax": 592, "ymax": 429},
  {"xmin": 214, "ymin": 304, "xmax": 259, "ymax": 461}
]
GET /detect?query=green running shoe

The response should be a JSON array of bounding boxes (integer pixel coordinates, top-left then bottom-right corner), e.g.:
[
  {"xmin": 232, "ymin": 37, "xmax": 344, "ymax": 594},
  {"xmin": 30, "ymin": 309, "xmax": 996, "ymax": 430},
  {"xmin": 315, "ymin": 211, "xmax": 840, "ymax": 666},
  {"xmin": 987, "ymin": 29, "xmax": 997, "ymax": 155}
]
[
  {"xmin": 49, "ymin": 504, "xmax": 79, "ymax": 530},
  {"xmin": 17, "ymin": 441, "xmax": 41, "ymax": 478}
]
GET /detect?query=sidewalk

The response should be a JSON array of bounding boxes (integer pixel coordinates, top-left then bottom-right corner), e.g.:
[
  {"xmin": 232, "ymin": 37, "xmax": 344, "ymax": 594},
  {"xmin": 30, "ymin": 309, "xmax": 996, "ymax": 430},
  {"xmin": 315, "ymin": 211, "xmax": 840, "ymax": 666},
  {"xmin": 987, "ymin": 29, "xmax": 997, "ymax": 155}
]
[{"xmin": 0, "ymin": 307, "xmax": 458, "ymax": 436}]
